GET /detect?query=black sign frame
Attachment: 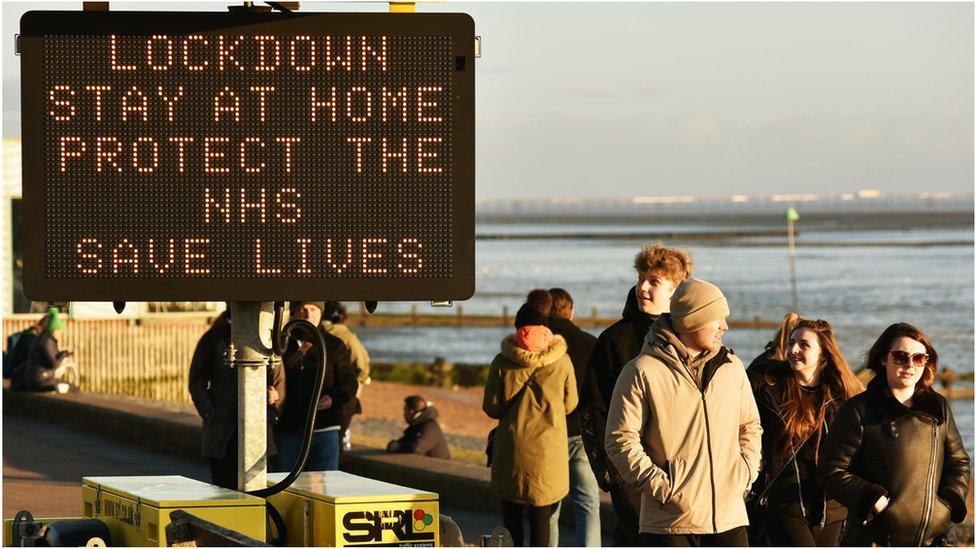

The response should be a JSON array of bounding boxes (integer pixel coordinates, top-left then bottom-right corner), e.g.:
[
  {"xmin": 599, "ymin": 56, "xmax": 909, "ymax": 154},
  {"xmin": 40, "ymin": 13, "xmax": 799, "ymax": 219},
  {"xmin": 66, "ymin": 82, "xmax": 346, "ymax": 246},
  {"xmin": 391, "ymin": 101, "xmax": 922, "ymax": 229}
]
[{"xmin": 20, "ymin": 10, "xmax": 475, "ymax": 302}]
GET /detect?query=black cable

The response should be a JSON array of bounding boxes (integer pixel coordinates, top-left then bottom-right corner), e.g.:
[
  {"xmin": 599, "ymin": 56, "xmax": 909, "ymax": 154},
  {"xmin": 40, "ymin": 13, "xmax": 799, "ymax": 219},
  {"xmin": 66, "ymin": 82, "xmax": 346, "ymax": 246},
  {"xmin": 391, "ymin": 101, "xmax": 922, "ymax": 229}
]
[
  {"xmin": 264, "ymin": 501, "xmax": 286, "ymax": 545},
  {"xmin": 266, "ymin": 2, "xmax": 293, "ymax": 12},
  {"xmin": 247, "ymin": 316, "xmax": 327, "ymax": 500}
]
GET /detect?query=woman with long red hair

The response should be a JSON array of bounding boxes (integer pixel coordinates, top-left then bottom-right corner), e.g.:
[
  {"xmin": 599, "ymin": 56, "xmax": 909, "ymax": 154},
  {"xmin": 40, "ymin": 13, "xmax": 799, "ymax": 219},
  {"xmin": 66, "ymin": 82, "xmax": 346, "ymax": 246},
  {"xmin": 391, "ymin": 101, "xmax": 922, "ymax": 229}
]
[{"xmin": 748, "ymin": 318, "xmax": 863, "ymax": 545}]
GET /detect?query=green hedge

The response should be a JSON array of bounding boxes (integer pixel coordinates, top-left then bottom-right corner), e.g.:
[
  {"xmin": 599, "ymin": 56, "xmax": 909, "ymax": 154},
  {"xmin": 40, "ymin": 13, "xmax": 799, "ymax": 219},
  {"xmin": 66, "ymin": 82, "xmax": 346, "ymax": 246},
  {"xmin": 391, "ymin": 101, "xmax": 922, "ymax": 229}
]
[{"xmin": 369, "ymin": 360, "xmax": 489, "ymax": 388}]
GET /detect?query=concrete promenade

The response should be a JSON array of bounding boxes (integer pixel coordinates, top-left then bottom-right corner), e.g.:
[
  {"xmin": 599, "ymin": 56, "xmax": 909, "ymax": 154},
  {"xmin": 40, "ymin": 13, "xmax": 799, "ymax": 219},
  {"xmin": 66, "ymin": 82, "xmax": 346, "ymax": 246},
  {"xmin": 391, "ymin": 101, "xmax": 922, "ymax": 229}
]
[{"xmin": 2, "ymin": 388, "xmax": 618, "ymax": 541}]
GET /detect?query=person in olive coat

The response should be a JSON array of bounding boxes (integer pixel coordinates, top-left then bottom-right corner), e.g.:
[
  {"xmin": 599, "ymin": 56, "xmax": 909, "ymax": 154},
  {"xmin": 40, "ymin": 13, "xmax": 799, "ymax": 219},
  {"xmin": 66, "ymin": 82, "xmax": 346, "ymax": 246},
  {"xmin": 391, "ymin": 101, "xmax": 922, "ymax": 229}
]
[
  {"xmin": 818, "ymin": 323, "xmax": 971, "ymax": 546},
  {"xmin": 483, "ymin": 293, "xmax": 577, "ymax": 547}
]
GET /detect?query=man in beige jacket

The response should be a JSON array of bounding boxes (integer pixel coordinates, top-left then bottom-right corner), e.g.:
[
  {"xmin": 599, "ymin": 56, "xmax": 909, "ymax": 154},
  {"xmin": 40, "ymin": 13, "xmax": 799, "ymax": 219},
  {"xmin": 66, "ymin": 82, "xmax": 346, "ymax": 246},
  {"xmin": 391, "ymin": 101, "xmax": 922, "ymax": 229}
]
[{"xmin": 605, "ymin": 278, "xmax": 762, "ymax": 546}]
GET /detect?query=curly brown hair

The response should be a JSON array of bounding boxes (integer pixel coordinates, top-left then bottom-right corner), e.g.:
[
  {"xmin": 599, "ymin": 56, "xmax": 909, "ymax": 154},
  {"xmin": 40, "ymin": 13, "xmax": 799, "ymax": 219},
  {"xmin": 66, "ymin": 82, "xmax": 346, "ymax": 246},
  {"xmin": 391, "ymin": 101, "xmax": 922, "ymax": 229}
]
[{"xmin": 633, "ymin": 243, "xmax": 694, "ymax": 283}]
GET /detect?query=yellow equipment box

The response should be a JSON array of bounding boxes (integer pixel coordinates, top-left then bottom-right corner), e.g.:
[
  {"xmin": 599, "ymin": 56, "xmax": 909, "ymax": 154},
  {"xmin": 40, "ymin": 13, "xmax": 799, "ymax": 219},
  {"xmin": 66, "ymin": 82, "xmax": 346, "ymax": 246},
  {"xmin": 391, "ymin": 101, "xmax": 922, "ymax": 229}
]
[
  {"xmin": 267, "ymin": 471, "xmax": 439, "ymax": 547},
  {"xmin": 82, "ymin": 475, "xmax": 266, "ymax": 546}
]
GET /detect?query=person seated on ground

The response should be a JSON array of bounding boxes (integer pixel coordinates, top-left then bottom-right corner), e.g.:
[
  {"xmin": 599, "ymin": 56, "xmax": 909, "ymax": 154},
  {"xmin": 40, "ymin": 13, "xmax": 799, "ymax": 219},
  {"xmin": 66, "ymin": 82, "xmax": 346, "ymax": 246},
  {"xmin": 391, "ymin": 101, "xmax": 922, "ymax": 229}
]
[
  {"xmin": 386, "ymin": 395, "xmax": 451, "ymax": 460},
  {"xmin": 24, "ymin": 308, "xmax": 73, "ymax": 392},
  {"xmin": 5, "ymin": 313, "xmax": 49, "ymax": 391}
]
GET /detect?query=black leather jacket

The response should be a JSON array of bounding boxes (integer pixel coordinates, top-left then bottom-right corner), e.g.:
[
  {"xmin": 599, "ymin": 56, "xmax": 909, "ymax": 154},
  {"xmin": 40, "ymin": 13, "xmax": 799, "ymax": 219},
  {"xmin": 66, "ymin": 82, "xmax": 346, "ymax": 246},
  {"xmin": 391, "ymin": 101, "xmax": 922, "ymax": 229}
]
[{"xmin": 817, "ymin": 376, "xmax": 970, "ymax": 546}]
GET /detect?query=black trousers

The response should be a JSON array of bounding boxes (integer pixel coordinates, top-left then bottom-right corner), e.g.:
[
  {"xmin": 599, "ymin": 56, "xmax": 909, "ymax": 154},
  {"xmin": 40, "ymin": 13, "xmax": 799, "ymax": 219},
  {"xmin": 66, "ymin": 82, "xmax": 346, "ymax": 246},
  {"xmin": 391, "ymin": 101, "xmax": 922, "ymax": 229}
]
[
  {"xmin": 641, "ymin": 526, "xmax": 749, "ymax": 547},
  {"xmin": 765, "ymin": 516, "xmax": 844, "ymax": 547},
  {"xmin": 502, "ymin": 499, "xmax": 558, "ymax": 547},
  {"xmin": 608, "ymin": 484, "xmax": 643, "ymax": 546},
  {"xmin": 209, "ymin": 432, "xmax": 238, "ymax": 490}
]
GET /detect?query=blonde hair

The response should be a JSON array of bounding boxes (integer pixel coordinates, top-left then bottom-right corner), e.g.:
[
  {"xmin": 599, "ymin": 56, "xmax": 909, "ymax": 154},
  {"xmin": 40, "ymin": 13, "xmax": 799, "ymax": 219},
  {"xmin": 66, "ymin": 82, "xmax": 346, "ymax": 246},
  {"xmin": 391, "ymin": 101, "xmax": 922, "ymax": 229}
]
[{"xmin": 633, "ymin": 243, "xmax": 694, "ymax": 283}]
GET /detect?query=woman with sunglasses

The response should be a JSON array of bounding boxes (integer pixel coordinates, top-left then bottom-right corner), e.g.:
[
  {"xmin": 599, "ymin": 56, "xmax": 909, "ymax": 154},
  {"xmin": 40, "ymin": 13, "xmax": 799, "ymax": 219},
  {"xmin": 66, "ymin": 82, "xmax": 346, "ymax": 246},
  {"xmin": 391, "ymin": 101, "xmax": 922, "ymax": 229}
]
[
  {"xmin": 748, "ymin": 319, "xmax": 862, "ymax": 546},
  {"xmin": 818, "ymin": 323, "xmax": 971, "ymax": 546}
]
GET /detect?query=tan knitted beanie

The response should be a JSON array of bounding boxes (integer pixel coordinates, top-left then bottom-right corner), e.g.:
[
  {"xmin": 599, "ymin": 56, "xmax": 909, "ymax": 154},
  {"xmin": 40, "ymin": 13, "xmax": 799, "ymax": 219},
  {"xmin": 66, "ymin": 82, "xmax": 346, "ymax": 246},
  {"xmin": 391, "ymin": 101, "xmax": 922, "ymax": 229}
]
[{"xmin": 670, "ymin": 278, "xmax": 730, "ymax": 334}]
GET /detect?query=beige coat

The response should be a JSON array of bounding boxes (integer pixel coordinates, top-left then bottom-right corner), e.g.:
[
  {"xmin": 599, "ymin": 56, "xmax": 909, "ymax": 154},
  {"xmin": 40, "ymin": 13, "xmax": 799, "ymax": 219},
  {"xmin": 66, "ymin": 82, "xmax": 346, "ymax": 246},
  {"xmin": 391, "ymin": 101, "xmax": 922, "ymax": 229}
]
[
  {"xmin": 605, "ymin": 316, "xmax": 762, "ymax": 535},
  {"xmin": 483, "ymin": 335, "xmax": 578, "ymax": 506}
]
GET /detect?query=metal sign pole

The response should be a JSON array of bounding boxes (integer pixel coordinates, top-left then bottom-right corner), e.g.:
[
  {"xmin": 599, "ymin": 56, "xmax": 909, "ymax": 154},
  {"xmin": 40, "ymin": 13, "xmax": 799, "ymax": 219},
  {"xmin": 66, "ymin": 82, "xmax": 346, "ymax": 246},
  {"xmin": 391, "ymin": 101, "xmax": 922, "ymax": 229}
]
[{"xmin": 230, "ymin": 301, "xmax": 273, "ymax": 492}]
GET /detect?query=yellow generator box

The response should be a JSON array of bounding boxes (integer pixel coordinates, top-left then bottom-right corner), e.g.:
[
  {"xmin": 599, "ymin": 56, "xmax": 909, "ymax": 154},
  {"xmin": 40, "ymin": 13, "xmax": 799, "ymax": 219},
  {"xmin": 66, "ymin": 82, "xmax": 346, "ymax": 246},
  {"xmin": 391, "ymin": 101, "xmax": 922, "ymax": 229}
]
[
  {"xmin": 82, "ymin": 475, "xmax": 266, "ymax": 546},
  {"xmin": 267, "ymin": 471, "xmax": 439, "ymax": 547}
]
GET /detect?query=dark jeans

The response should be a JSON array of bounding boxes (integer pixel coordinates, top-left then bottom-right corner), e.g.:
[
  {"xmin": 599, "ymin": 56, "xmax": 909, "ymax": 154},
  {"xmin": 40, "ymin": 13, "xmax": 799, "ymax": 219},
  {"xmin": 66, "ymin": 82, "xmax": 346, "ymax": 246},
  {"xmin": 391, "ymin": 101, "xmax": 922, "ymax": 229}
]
[
  {"xmin": 608, "ymin": 484, "xmax": 643, "ymax": 546},
  {"xmin": 640, "ymin": 526, "xmax": 749, "ymax": 547},
  {"xmin": 502, "ymin": 499, "xmax": 558, "ymax": 547},
  {"xmin": 209, "ymin": 432, "xmax": 238, "ymax": 490},
  {"xmin": 270, "ymin": 430, "xmax": 340, "ymax": 472},
  {"xmin": 766, "ymin": 516, "xmax": 843, "ymax": 546}
]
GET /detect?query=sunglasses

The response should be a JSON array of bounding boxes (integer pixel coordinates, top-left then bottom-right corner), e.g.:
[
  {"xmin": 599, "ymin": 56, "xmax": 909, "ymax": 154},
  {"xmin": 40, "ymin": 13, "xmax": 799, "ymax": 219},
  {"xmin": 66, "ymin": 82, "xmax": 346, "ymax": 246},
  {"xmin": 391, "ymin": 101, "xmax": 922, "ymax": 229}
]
[{"xmin": 888, "ymin": 350, "xmax": 929, "ymax": 367}]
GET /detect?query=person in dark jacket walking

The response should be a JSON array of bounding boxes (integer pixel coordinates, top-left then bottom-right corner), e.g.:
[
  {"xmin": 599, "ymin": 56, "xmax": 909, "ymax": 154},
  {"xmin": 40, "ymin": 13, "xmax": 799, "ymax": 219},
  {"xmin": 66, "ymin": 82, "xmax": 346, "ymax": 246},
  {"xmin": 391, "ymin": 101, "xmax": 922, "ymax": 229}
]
[
  {"xmin": 6, "ymin": 313, "xmax": 48, "ymax": 391},
  {"xmin": 818, "ymin": 323, "xmax": 971, "ymax": 546},
  {"xmin": 188, "ymin": 311, "xmax": 286, "ymax": 489},
  {"xmin": 578, "ymin": 244, "xmax": 693, "ymax": 546},
  {"xmin": 24, "ymin": 308, "xmax": 72, "ymax": 392},
  {"xmin": 748, "ymin": 319, "xmax": 863, "ymax": 546},
  {"xmin": 546, "ymin": 288, "xmax": 601, "ymax": 547},
  {"xmin": 272, "ymin": 301, "xmax": 358, "ymax": 473},
  {"xmin": 387, "ymin": 395, "xmax": 451, "ymax": 459}
]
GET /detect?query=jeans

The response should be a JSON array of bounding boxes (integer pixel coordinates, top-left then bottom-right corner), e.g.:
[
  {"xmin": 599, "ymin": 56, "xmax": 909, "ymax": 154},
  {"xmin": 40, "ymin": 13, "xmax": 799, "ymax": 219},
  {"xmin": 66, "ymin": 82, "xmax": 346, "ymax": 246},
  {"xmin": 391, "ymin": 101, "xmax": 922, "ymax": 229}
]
[
  {"xmin": 270, "ymin": 430, "xmax": 340, "ymax": 472},
  {"xmin": 550, "ymin": 436, "xmax": 602, "ymax": 546}
]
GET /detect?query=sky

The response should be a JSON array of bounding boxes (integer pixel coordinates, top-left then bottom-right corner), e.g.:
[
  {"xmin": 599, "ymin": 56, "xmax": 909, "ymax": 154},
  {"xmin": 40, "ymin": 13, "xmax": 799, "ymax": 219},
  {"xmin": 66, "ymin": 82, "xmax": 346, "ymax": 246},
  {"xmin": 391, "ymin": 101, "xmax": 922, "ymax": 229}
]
[{"xmin": 3, "ymin": 1, "xmax": 973, "ymax": 199}]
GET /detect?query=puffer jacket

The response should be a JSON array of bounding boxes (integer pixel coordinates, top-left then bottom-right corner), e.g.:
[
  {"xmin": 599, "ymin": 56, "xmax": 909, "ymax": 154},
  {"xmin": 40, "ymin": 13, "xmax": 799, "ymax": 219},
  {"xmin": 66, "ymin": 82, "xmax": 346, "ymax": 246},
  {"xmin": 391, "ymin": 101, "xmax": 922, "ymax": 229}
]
[
  {"xmin": 817, "ymin": 376, "xmax": 971, "ymax": 546},
  {"xmin": 605, "ymin": 315, "xmax": 762, "ymax": 535},
  {"xmin": 749, "ymin": 361, "xmax": 848, "ymax": 526},
  {"xmin": 390, "ymin": 404, "xmax": 451, "ymax": 460},
  {"xmin": 579, "ymin": 286, "xmax": 658, "ymax": 491},
  {"xmin": 483, "ymin": 334, "xmax": 578, "ymax": 507}
]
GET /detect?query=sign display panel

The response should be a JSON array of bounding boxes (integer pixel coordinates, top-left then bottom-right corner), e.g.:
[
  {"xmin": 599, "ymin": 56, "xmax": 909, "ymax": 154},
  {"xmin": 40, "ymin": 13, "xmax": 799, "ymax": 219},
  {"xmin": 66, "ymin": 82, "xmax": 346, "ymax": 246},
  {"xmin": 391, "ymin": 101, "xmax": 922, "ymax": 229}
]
[{"xmin": 20, "ymin": 11, "xmax": 474, "ymax": 301}]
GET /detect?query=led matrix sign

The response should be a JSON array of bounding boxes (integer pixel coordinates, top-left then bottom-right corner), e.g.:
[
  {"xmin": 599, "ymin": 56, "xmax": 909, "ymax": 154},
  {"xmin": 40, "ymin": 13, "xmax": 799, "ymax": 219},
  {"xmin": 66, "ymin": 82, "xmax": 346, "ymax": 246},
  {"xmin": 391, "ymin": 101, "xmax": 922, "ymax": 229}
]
[{"xmin": 20, "ymin": 11, "xmax": 474, "ymax": 301}]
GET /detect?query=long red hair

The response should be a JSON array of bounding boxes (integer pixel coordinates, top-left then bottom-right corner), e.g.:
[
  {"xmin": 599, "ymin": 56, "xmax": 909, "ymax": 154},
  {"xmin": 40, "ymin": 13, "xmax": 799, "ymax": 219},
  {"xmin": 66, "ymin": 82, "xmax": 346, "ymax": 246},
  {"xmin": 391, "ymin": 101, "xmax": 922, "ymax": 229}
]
[{"xmin": 763, "ymin": 319, "xmax": 863, "ymax": 461}]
